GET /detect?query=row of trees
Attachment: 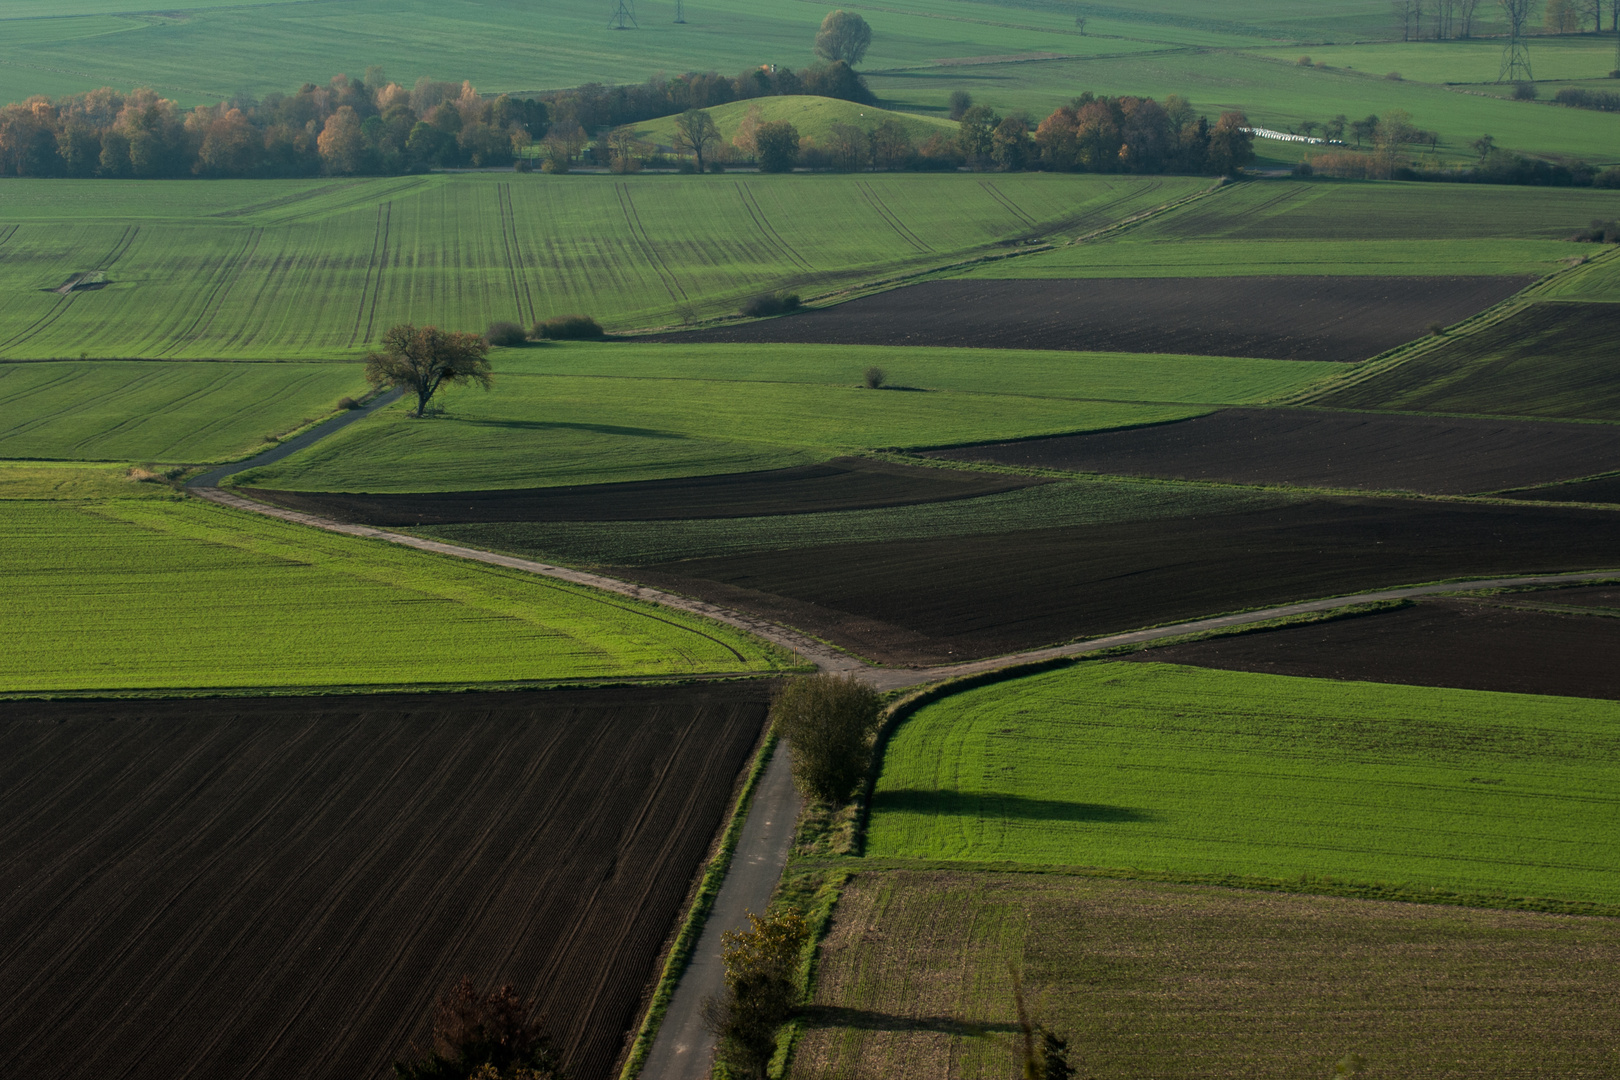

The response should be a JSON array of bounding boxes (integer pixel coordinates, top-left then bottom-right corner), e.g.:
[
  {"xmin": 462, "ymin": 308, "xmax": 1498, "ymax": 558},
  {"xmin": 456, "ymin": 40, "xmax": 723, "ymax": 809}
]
[{"xmin": 0, "ymin": 72, "xmax": 548, "ymax": 178}]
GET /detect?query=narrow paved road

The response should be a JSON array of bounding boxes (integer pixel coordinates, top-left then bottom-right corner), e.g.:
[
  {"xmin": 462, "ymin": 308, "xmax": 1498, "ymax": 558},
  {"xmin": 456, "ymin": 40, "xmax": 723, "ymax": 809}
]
[
  {"xmin": 640, "ymin": 742, "xmax": 801, "ymax": 1080},
  {"xmin": 188, "ymin": 418, "xmax": 1619, "ymax": 1080}
]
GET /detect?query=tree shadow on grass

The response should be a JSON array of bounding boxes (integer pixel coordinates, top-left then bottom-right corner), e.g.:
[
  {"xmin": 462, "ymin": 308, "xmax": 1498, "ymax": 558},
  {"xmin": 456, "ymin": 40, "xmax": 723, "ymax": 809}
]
[
  {"xmin": 457, "ymin": 419, "xmax": 691, "ymax": 439},
  {"xmin": 796, "ymin": 1005, "xmax": 1019, "ymax": 1036},
  {"xmin": 872, "ymin": 788, "xmax": 1151, "ymax": 823}
]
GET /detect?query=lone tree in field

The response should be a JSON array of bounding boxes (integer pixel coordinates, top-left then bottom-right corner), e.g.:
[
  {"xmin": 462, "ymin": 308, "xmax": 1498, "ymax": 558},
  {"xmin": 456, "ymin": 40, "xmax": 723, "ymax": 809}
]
[
  {"xmin": 673, "ymin": 108, "xmax": 722, "ymax": 171},
  {"xmin": 393, "ymin": 977, "xmax": 562, "ymax": 1080},
  {"xmin": 814, "ymin": 10, "xmax": 873, "ymax": 66},
  {"xmin": 770, "ymin": 673, "xmax": 882, "ymax": 803},
  {"xmin": 365, "ymin": 323, "xmax": 492, "ymax": 417}
]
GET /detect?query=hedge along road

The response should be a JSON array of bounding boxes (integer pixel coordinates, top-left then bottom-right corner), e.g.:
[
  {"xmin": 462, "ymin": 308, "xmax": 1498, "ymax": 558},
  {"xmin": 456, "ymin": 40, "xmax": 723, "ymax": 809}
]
[{"xmin": 187, "ymin": 442, "xmax": 1620, "ymax": 1080}]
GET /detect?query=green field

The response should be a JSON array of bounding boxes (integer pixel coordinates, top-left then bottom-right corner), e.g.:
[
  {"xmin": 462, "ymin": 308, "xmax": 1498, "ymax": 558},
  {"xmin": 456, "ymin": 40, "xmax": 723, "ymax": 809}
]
[
  {"xmin": 419, "ymin": 477, "xmax": 1295, "ymax": 565},
  {"xmin": 235, "ymin": 341, "xmax": 1337, "ymax": 492},
  {"xmin": 1254, "ymin": 36, "xmax": 1620, "ymax": 85},
  {"xmin": 1311, "ymin": 301, "xmax": 1620, "ymax": 420},
  {"xmin": 0, "ymin": 361, "xmax": 368, "ymax": 462},
  {"xmin": 0, "ymin": 173, "xmax": 1201, "ymax": 359},
  {"xmin": 633, "ymin": 95, "xmax": 956, "ymax": 151},
  {"xmin": 793, "ymin": 870, "xmax": 1620, "ymax": 1080},
  {"xmin": 867, "ymin": 661, "xmax": 1620, "ymax": 906},
  {"xmin": 0, "ymin": 486, "xmax": 784, "ymax": 692}
]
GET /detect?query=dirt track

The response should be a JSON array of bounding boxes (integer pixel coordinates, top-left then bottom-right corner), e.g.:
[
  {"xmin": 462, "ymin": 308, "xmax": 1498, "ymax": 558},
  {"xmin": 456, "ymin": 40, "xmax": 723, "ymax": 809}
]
[{"xmin": 643, "ymin": 276, "xmax": 1531, "ymax": 361}]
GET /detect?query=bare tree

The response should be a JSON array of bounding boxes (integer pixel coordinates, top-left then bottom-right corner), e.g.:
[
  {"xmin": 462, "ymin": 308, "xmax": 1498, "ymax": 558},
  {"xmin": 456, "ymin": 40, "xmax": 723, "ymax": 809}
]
[
  {"xmin": 1458, "ymin": 0, "xmax": 1482, "ymax": 34},
  {"xmin": 672, "ymin": 108, "xmax": 721, "ymax": 171},
  {"xmin": 364, "ymin": 324, "xmax": 492, "ymax": 417}
]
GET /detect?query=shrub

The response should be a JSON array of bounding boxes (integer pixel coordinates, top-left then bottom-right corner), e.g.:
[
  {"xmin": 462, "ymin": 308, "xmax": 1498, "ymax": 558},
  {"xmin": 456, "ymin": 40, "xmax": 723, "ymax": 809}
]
[
  {"xmin": 707, "ymin": 159, "xmax": 727, "ymax": 173},
  {"xmin": 1513, "ymin": 80, "xmax": 1539, "ymax": 100},
  {"xmin": 1297, "ymin": 55, "xmax": 1313, "ymax": 66},
  {"xmin": 740, "ymin": 293, "xmax": 801, "ymax": 318},
  {"xmin": 702, "ymin": 910, "xmax": 810, "ymax": 1080},
  {"xmin": 393, "ymin": 978, "xmax": 562, "ymax": 1080},
  {"xmin": 484, "ymin": 321, "xmax": 528, "ymax": 347},
  {"xmin": 1385, "ymin": 71, "xmax": 1402, "ymax": 80},
  {"xmin": 514, "ymin": 158, "xmax": 533, "ymax": 173},
  {"xmin": 1554, "ymin": 86, "xmax": 1620, "ymax": 111},
  {"xmin": 1428, "ymin": 322, "xmax": 1447, "ymax": 336},
  {"xmin": 1569, "ymin": 218, "xmax": 1620, "ymax": 242},
  {"xmin": 769, "ymin": 672, "xmax": 882, "ymax": 803},
  {"xmin": 533, "ymin": 315, "xmax": 604, "ymax": 339},
  {"xmin": 1291, "ymin": 160, "xmax": 1314, "ymax": 177},
  {"xmin": 1594, "ymin": 167, "xmax": 1620, "ymax": 188},
  {"xmin": 754, "ymin": 120, "xmax": 800, "ymax": 172},
  {"xmin": 948, "ymin": 89, "xmax": 973, "ymax": 120},
  {"xmin": 863, "ymin": 365, "xmax": 886, "ymax": 389},
  {"xmin": 337, "ymin": 395, "xmax": 362, "ymax": 410},
  {"xmin": 539, "ymin": 156, "xmax": 567, "ymax": 174}
]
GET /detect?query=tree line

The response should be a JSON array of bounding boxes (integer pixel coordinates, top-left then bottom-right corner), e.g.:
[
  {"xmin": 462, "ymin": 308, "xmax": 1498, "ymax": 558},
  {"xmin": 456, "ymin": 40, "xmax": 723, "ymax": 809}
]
[{"xmin": 0, "ymin": 70, "xmax": 548, "ymax": 178}]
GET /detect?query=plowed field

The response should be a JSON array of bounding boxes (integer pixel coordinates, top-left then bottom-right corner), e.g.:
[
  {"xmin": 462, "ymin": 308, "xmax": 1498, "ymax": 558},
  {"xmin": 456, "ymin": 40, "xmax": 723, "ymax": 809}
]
[
  {"xmin": 929, "ymin": 408, "xmax": 1620, "ymax": 494},
  {"xmin": 615, "ymin": 499, "xmax": 1620, "ymax": 664},
  {"xmin": 1505, "ymin": 473, "xmax": 1620, "ymax": 504},
  {"xmin": 240, "ymin": 458, "xmax": 1042, "ymax": 526},
  {"xmin": 650, "ymin": 277, "xmax": 1531, "ymax": 361},
  {"xmin": 1128, "ymin": 598, "xmax": 1620, "ymax": 699},
  {"xmin": 0, "ymin": 683, "xmax": 770, "ymax": 1080}
]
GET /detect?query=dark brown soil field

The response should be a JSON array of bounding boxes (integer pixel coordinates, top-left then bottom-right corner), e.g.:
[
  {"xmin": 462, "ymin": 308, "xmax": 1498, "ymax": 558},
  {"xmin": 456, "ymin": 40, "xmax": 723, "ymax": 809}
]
[
  {"xmin": 647, "ymin": 277, "xmax": 1531, "ymax": 361},
  {"xmin": 929, "ymin": 408, "xmax": 1620, "ymax": 494},
  {"xmin": 1314, "ymin": 302, "xmax": 1620, "ymax": 420},
  {"xmin": 1126, "ymin": 599, "xmax": 1620, "ymax": 699},
  {"xmin": 615, "ymin": 499, "xmax": 1620, "ymax": 665},
  {"xmin": 1504, "ymin": 473, "xmax": 1620, "ymax": 504},
  {"xmin": 1522, "ymin": 583, "xmax": 1620, "ymax": 609},
  {"xmin": 0, "ymin": 684, "xmax": 770, "ymax": 1080},
  {"xmin": 240, "ymin": 458, "xmax": 1040, "ymax": 525}
]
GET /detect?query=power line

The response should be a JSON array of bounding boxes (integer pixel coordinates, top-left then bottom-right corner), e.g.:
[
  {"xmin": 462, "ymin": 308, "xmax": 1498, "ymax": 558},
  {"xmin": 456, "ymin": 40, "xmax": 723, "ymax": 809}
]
[{"xmin": 609, "ymin": 0, "xmax": 638, "ymax": 30}]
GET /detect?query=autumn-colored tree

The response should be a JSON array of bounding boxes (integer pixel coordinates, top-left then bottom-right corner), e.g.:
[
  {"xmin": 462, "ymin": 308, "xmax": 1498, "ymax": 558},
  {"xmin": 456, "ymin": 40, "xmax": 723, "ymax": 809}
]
[
  {"xmin": 702, "ymin": 911, "xmax": 809, "ymax": 1079},
  {"xmin": 394, "ymin": 978, "xmax": 562, "ymax": 1080},
  {"xmin": 364, "ymin": 324, "xmax": 493, "ymax": 417},
  {"xmin": 317, "ymin": 105, "xmax": 367, "ymax": 174},
  {"xmin": 1205, "ymin": 110, "xmax": 1255, "ymax": 175}
]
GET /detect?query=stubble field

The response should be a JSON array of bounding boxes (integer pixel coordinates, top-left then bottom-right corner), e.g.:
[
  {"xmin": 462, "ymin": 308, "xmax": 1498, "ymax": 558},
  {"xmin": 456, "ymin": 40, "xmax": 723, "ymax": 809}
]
[{"xmin": 0, "ymin": 683, "xmax": 770, "ymax": 1080}]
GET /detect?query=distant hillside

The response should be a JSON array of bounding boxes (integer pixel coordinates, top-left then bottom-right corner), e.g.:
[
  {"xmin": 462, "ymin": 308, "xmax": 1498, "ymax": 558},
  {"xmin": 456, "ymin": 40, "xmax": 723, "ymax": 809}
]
[{"xmin": 636, "ymin": 95, "xmax": 956, "ymax": 151}]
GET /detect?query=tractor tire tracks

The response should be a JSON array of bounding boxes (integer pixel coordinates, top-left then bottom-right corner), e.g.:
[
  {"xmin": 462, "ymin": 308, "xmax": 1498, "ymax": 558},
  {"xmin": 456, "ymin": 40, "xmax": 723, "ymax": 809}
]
[{"xmin": 616, "ymin": 182, "xmax": 689, "ymax": 302}]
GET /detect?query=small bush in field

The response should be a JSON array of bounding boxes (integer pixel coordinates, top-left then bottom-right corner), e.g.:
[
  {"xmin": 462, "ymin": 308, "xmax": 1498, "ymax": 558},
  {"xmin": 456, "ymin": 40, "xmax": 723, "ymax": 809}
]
[
  {"xmin": 337, "ymin": 396, "xmax": 362, "ymax": 410},
  {"xmin": 741, "ymin": 293, "xmax": 801, "ymax": 318},
  {"xmin": 863, "ymin": 366, "xmax": 887, "ymax": 389},
  {"xmin": 533, "ymin": 315, "xmax": 604, "ymax": 340},
  {"xmin": 485, "ymin": 321, "xmax": 528, "ymax": 347}
]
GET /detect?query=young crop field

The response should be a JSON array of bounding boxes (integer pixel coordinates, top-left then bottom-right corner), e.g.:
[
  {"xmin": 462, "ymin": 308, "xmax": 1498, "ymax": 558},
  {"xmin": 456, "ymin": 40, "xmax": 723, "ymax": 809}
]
[
  {"xmin": 793, "ymin": 871, "xmax": 1620, "ymax": 1079},
  {"xmin": 233, "ymin": 341, "xmax": 1333, "ymax": 493},
  {"xmin": 0, "ymin": 361, "xmax": 368, "ymax": 462},
  {"xmin": 659, "ymin": 276, "xmax": 1531, "ymax": 360},
  {"xmin": 1, "ymin": 495, "xmax": 782, "ymax": 692},
  {"xmin": 614, "ymin": 496, "xmax": 1620, "ymax": 663},
  {"xmin": 963, "ymin": 237, "xmax": 1580, "ymax": 278},
  {"xmin": 240, "ymin": 457, "xmax": 1045, "ymax": 525},
  {"xmin": 412, "ymin": 477, "xmax": 1294, "ymax": 567},
  {"xmin": 931, "ymin": 407, "xmax": 1620, "ymax": 494},
  {"xmin": 1311, "ymin": 301, "xmax": 1620, "ymax": 420},
  {"xmin": 0, "ymin": 683, "xmax": 771, "ymax": 1080},
  {"xmin": 0, "ymin": 173, "xmax": 1199, "ymax": 359},
  {"xmin": 1130, "ymin": 595, "xmax": 1620, "ymax": 699},
  {"xmin": 633, "ymin": 95, "xmax": 956, "ymax": 150},
  {"xmin": 867, "ymin": 661, "xmax": 1620, "ymax": 905}
]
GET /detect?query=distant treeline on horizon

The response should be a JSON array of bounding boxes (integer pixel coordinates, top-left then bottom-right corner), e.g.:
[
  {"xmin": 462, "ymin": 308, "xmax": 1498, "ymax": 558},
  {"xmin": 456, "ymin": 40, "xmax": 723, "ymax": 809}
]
[{"xmin": 0, "ymin": 62, "xmax": 879, "ymax": 180}]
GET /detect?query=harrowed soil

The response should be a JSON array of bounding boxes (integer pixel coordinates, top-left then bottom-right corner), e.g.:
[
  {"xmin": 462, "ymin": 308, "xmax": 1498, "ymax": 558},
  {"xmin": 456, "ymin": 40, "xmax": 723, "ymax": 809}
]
[
  {"xmin": 239, "ymin": 458, "xmax": 1043, "ymax": 525},
  {"xmin": 929, "ymin": 407, "xmax": 1620, "ymax": 495},
  {"xmin": 0, "ymin": 684, "xmax": 771, "ymax": 1080},
  {"xmin": 615, "ymin": 498, "xmax": 1620, "ymax": 665},
  {"xmin": 648, "ymin": 276, "xmax": 1532, "ymax": 362},
  {"xmin": 1128, "ymin": 597, "xmax": 1620, "ymax": 699},
  {"xmin": 1505, "ymin": 472, "xmax": 1620, "ymax": 504}
]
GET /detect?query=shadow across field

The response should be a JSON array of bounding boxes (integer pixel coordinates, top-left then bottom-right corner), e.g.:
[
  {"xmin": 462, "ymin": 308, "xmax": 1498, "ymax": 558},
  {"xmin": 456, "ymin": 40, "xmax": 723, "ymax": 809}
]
[
  {"xmin": 796, "ymin": 1005, "xmax": 1019, "ymax": 1036},
  {"xmin": 873, "ymin": 788, "xmax": 1151, "ymax": 823}
]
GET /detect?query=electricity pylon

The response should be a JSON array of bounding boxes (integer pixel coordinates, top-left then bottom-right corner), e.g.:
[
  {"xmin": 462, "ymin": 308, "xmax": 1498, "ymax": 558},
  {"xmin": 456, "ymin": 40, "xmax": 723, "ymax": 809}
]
[
  {"xmin": 674, "ymin": 0, "xmax": 686, "ymax": 22},
  {"xmin": 609, "ymin": 0, "xmax": 638, "ymax": 30},
  {"xmin": 1498, "ymin": 0, "xmax": 1533, "ymax": 82}
]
